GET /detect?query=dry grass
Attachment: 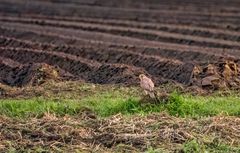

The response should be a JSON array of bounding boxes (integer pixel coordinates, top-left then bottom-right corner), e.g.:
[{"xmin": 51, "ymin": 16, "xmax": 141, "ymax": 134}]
[{"xmin": 0, "ymin": 112, "xmax": 239, "ymax": 152}]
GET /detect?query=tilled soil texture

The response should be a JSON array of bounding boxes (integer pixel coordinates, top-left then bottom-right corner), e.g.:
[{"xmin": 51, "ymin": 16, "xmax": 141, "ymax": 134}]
[{"xmin": 0, "ymin": 0, "xmax": 240, "ymax": 89}]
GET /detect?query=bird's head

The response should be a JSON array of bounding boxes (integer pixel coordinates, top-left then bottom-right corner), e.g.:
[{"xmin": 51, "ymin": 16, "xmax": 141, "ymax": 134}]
[{"xmin": 139, "ymin": 74, "xmax": 146, "ymax": 80}]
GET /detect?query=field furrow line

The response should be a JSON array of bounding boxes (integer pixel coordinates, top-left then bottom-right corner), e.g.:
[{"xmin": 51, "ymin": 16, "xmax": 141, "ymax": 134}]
[
  {"xmin": 1, "ymin": 21, "xmax": 239, "ymax": 58},
  {"xmin": 1, "ymin": 0, "xmax": 240, "ymax": 26},
  {"xmin": 1, "ymin": 17, "xmax": 240, "ymax": 48},
  {"xmin": 0, "ymin": 30, "xmax": 232, "ymax": 63}
]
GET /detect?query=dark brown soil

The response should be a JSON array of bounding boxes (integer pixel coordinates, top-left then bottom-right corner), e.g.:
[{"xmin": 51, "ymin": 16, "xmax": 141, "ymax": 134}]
[{"xmin": 1, "ymin": 0, "xmax": 240, "ymax": 89}]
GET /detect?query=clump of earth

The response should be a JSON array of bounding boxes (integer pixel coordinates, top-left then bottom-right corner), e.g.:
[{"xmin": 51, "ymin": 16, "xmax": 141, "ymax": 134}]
[
  {"xmin": 191, "ymin": 60, "xmax": 240, "ymax": 90},
  {"xmin": 3, "ymin": 63, "xmax": 64, "ymax": 87}
]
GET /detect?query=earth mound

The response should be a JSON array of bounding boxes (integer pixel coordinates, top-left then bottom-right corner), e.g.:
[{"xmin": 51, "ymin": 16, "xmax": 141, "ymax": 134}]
[
  {"xmin": 191, "ymin": 60, "xmax": 240, "ymax": 90},
  {"xmin": 3, "ymin": 63, "xmax": 68, "ymax": 87}
]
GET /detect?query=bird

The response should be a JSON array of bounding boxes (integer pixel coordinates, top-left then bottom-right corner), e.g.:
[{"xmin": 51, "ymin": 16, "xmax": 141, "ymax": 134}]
[{"xmin": 139, "ymin": 74, "xmax": 155, "ymax": 98}]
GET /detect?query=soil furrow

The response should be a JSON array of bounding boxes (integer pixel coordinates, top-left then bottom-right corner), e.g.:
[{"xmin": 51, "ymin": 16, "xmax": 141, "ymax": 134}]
[
  {"xmin": 0, "ymin": 45, "xmax": 194, "ymax": 84},
  {"xmin": 0, "ymin": 62, "xmax": 15, "ymax": 84},
  {"xmin": 16, "ymin": 15, "xmax": 240, "ymax": 41},
  {"xmin": 0, "ymin": 33, "xmax": 228, "ymax": 64},
  {"xmin": 1, "ymin": 17, "xmax": 240, "ymax": 49},
  {"xmin": 0, "ymin": 47, "xmax": 99, "ymax": 79},
  {"xmin": 16, "ymin": 14, "xmax": 240, "ymax": 32},
  {"xmin": 2, "ymin": 0, "xmax": 240, "ymax": 19},
  {"xmin": 0, "ymin": 25, "xmax": 239, "ymax": 61},
  {"xmin": 0, "ymin": 47, "xmax": 163, "ymax": 85},
  {"xmin": 1, "ymin": 22, "xmax": 240, "ymax": 58},
  {"xmin": 1, "ymin": 0, "xmax": 240, "ymax": 26},
  {"xmin": 0, "ymin": 37, "xmax": 191, "ymax": 83}
]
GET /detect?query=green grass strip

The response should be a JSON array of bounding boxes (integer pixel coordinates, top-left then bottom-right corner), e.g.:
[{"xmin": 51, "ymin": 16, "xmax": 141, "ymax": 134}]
[{"xmin": 0, "ymin": 92, "xmax": 239, "ymax": 118}]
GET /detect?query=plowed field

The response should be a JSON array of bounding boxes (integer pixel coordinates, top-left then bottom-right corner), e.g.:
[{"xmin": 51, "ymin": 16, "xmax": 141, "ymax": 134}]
[{"xmin": 1, "ymin": 0, "xmax": 240, "ymax": 87}]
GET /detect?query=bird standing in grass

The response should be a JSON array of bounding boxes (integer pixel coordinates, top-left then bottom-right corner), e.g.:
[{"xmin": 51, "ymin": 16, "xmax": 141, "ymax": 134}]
[{"xmin": 139, "ymin": 74, "xmax": 155, "ymax": 98}]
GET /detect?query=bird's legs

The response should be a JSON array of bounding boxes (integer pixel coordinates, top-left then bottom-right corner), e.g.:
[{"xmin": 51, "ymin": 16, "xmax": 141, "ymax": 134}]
[
  {"xmin": 148, "ymin": 92, "xmax": 155, "ymax": 98},
  {"xmin": 144, "ymin": 90, "xmax": 155, "ymax": 98},
  {"xmin": 144, "ymin": 90, "xmax": 148, "ymax": 95}
]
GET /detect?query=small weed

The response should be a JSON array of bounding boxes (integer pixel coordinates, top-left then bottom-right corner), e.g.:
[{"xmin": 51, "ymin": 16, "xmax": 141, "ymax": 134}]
[
  {"xmin": 183, "ymin": 139, "xmax": 204, "ymax": 153},
  {"xmin": 145, "ymin": 147, "xmax": 167, "ymax": 153},
  {"xmin": 182, "ymin": 139, "xmax": 240, "ymax": 153}
]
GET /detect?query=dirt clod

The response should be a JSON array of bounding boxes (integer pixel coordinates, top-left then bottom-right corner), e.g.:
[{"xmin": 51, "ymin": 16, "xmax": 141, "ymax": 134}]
[
  {"xmin": 191, "ymin": 60, "xmax": 240, "ymax": 91},
  {"xmin": 3, "ymin": 63, "xmax": 63, "ymax": 87}
]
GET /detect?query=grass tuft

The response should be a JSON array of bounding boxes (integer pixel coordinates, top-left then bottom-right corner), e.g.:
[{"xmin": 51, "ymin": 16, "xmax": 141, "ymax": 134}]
[
  {"xmin": 182, "ymin": 139, "xmax": 240, "ymax": 153},
  {"xmin": 0, "ymin": 98, "xmax": 82, "ymax": 118},
  {"xmin": 166, "ymin": 92, "xmax": 240, "ymax": 117}
]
